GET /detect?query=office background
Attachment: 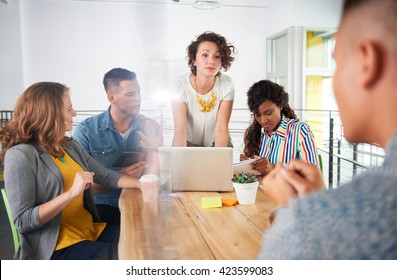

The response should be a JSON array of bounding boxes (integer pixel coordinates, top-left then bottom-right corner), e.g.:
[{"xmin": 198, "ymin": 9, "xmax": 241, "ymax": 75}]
[
  {"xmin": 0, "ymin": 0, "xmax": 348, "ymax": 260},
  {"xmin": 0, "ymin": 0, "xmax": 342, "ymax": 111}
]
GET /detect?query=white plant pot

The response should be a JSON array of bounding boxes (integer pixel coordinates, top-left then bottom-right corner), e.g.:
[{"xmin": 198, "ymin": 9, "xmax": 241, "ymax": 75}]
[{"xmin": 233, "ymin": 181, "xmax": 259, "ymax": 205}]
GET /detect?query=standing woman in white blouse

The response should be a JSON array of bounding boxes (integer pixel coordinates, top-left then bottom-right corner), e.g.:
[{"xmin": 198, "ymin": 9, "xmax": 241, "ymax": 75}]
[{"xmin": 172, "ymin": 31, "xmax": 236, "ymax": 147}]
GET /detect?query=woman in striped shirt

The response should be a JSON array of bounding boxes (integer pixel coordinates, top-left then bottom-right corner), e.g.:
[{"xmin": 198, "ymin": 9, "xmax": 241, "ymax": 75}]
[{"xmin": 241, "ymin": 80, "xmax": 319, "ymax": 176}]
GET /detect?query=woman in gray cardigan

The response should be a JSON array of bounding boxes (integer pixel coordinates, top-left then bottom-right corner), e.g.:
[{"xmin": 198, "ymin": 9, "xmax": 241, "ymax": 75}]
[{"xmin": 0, "ymin": 82, "xmax": 142, "ymax": 260}]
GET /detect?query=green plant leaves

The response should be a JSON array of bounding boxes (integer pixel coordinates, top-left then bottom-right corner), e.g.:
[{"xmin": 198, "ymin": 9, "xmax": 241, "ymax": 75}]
[{"xmin": 232, "ymin": 172, "xmax": 258, "ymax": 183}]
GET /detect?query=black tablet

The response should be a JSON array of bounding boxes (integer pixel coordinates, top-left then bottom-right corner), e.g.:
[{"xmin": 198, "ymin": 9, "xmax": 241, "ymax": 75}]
[{"xmin": 112, "ymin": 152, "xmax": 145, "ymax": 167}]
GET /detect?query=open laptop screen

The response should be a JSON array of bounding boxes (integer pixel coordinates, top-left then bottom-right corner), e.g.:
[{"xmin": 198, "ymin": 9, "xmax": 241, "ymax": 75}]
[{"xmin": 158, "ymin": 147, "xmax": 233, "ymax": 192}]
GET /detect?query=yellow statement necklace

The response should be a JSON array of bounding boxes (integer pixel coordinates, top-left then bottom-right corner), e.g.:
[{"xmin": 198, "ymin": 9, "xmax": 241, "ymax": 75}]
[
  {"xmin": 196, "ymin": 92, "xmax": 217, "ymax": 112},
  {"xmin": 194, "ymin": 77, "xmax": 217, "ymax": 112}
]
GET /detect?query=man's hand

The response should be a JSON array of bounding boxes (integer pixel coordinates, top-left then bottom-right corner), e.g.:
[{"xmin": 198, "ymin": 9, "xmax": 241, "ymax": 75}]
[
  {"xmin": 138, "ymin": 120, "xmax": 163, "ymax": 150},
  {"xmin": 279, "ymin": 159, "xmax": 325, "ymax": 195},
  {"xmin": 261, "ymin": 160, "xmax": 325, "ymax": 207},
  {"xmin": 138, "ymin": 131, "xmax": 162, "ymax": 150},
  {"xmin": 120, "ymin": 162, "xmax": 146, "ymax": 178},
  {"xmin": 261, "ymin": 164, "xmax": 297, "ymax": 206}
]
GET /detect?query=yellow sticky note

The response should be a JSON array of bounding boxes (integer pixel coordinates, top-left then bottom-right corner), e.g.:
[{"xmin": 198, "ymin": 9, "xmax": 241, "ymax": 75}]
[{"xmin": 201, "ymin": 197, "xmax": 222, "ymax": 209}]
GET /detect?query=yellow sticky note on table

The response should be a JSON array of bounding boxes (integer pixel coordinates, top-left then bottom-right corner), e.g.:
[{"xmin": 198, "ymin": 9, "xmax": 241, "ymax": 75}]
[{"xmin": 201, "ymin": 197, "xmax": 222, "ymax": 209}]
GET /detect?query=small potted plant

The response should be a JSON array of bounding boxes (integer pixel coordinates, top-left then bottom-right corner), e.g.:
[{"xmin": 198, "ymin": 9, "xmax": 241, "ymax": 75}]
[{"xmin": 231, "ymin": 172, "xmax": 259, "ymax": 205}]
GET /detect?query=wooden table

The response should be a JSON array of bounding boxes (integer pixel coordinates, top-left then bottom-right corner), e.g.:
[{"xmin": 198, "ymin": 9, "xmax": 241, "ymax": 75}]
[{"xmin": 118, "ymin": 186, "xmax": 275, "ymax": 260}]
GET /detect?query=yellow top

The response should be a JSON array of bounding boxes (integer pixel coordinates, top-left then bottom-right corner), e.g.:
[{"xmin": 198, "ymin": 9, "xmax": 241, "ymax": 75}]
[{"xmin": 52, "ymin": 151, "xmax": 106, "ymax": 251}]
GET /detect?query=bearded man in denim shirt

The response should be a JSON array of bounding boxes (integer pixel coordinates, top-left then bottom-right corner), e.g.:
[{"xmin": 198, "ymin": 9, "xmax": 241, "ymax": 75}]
[{"xmin": 74, "ymin": 68, "xmax": 162, "ymax": 225}]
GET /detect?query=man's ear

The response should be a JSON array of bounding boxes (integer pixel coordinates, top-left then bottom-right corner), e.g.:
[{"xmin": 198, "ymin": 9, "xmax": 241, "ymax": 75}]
[
  {"xmin": 358, "ymin": 40, "xmax": 383, "ymax": 89},
  {"xmin": 107, "ymin": 93, "xmax": 114, "ymax": 103}
]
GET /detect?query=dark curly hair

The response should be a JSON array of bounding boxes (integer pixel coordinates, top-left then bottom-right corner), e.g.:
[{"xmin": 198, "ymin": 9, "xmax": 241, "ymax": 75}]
[
  {"xmin": 187, "ymin": 31, "xmax": 236, "ymax": 75},
  {"xmin": 243, "ymin": 80, "xmax": 297, "ymax": 158}
]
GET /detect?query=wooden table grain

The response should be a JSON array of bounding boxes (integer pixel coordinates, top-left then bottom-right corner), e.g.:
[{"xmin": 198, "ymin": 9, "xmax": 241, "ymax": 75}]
[{"xmin": 118, "ymin": 186, "xmax": 275, "ymax": 260}]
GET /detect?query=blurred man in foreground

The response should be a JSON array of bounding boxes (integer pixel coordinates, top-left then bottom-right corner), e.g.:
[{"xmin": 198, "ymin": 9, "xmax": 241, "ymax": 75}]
[{"xmin": 258, "ymin": 0, "xmax": 397, "ymax": 259}]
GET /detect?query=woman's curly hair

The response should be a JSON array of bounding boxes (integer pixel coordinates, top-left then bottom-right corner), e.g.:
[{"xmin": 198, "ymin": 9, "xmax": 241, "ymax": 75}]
[
  {"xmin": 243, "ymin": 80, "xmax": 297, "ymax": 158},
  {"xmin": 187, "ymin": 31, "xmax": 236, "ymax": 75}
]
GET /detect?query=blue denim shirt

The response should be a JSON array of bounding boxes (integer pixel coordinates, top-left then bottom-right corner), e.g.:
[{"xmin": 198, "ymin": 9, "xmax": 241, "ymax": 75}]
[{"xmin": 73, "ymin": 107, "xmax": 161, "ymax": 208}]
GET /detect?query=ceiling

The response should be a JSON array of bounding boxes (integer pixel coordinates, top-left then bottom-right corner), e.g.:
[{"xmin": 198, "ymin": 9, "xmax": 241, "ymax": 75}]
[{"xmin": 71, "ymin": 0, "xmax": 268, "ymax": 8}]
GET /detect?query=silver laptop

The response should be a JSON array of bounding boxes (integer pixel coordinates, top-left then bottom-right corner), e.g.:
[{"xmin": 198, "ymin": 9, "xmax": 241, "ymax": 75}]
[{"xmin": 158, "ymin": 147, "xmax": 234, "ymax": 192}]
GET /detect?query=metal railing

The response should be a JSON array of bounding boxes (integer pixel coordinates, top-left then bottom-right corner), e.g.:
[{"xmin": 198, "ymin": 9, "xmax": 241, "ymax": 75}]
[
  {"xmin": 147, "ymin": 107, "xmax": 385, "ymax": 189},
  {"xmin": 294, "ymin": 109, "xmax": 384, "ymax": 189},
  {"xmin": 0, "ymin": 108, "xmax": 385, "ymax": 189},
  {"xmin": 0, "ymin": 111, "xmax": 13, "ymax": 128}
]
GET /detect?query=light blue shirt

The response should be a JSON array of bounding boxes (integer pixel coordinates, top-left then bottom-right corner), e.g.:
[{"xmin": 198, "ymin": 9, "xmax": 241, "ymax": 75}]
[
  {"xmin": 257, "ymin": 133, "xmax": 397, "ymax": 259},
  {"xmin": 73, "ymin": 107, "xmax": 161, "ymax": 208}
]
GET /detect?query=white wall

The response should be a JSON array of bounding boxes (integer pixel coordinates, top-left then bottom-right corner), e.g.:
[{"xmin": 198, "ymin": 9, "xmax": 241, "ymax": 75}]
[
  {"xmin": 0, "ymin": 0, "xmax": 343, "ymax": 112},
  {"xmin": 0, "ymin": 0, "xmax": 267, "ymax": 111},
  {"xmin": 266, "ymin": 0, "xmax": 343, "ymax": 37},
  {"xmin": 0, "ymin": 0, "xmax": 24, "ymax": 110}
]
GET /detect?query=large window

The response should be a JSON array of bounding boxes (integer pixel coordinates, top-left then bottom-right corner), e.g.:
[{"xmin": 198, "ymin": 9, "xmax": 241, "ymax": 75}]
[
  {"xmin": 266, "ymin": 32, "xmax": 288, "ymax": 89},
  {"xmin": 267, "ymin": 27, "xmax": 336, "ymax": 147},
  {"xmin": 267, "ymin": 27, "xmax": 305, "ymax": 110},
  {"xmin": 304, "ymin": 30, "xmax": 336, "ymax": 111},
  {"xmin": 304, "ymin": 30, "xmax": 337, "ymax": 149},
  {"xmin": 267, "ymin": 27, "xmax": 336, "ymax": 111}
]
